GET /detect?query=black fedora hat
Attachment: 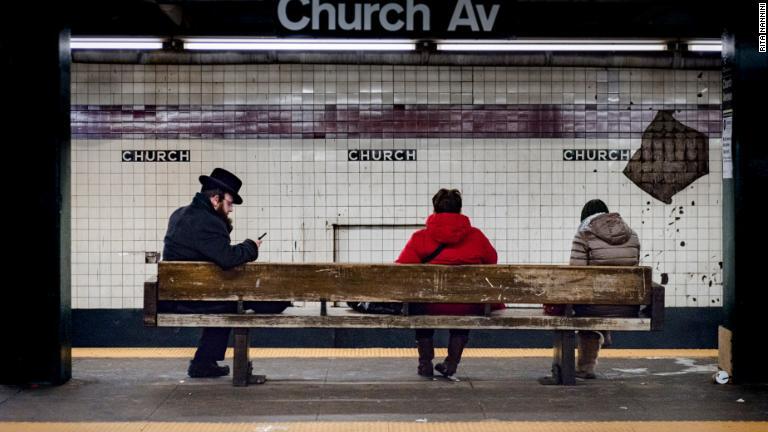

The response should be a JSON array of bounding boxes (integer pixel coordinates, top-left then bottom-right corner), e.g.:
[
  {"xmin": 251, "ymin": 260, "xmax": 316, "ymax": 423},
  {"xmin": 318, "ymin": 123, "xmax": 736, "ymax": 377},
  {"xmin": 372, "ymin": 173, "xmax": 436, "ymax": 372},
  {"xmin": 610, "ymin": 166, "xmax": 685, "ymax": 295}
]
[{"xmin": 199, "ymin": 168, "xmax": 243, "ymax": 204}]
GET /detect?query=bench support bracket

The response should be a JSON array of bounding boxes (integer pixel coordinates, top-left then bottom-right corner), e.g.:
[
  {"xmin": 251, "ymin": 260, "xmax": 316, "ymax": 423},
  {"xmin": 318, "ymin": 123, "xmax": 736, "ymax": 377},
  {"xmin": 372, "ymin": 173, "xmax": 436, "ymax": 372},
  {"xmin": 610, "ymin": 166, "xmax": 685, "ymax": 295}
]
[
  {"xmin": 232, "ymin": 328, "xmax": 266, "ymax": 386},
  {"xmin": 551, "ymin": 330, "xmax": 576, "ymax": 385}
]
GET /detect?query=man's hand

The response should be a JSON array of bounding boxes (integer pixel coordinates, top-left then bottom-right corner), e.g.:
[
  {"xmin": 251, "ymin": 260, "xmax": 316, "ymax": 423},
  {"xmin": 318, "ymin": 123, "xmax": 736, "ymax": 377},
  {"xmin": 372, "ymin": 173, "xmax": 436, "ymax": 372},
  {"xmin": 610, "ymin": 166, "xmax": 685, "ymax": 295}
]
[{"xmin": 245, "ymin": 239, "xmax": 262, "ymax": 250}]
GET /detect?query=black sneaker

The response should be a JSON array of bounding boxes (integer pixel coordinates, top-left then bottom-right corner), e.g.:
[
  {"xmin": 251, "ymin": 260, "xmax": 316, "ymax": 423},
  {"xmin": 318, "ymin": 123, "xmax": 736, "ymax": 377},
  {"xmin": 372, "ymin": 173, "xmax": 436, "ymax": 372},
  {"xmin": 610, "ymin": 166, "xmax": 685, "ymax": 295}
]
[
  {"xmin": 434, "ymin": 362, "xmax": 456, "ymax": 377},
  {"xmin": 187, "ymin": 361, "xmax": 230, "ymax": 378},
  {"xmin": 418, "ymin": 363, "xmax": 434, "ymax": 378},
  {"xmin": 537, "ymin": 375, "xmax": 561, "ymax": 385}
]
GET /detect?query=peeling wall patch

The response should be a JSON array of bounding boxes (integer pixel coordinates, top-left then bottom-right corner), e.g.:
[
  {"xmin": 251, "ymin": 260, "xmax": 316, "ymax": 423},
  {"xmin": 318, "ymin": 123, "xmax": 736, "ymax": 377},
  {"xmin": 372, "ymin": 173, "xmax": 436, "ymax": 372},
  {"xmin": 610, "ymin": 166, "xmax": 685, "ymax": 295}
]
[{"xmin": 623, "ymin": 110, "xmax": 709, "ymax": 204}]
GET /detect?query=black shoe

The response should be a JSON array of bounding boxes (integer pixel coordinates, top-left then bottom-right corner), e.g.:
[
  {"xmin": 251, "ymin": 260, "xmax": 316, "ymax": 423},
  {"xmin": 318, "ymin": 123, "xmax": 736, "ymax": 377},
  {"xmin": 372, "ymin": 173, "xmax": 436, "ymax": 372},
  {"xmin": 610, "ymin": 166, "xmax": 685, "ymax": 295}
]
[
  {"xmin": 418, "ymin": 362, "xmax": 434, "ymax": 378},
  {"xmin": 434, "ymin": 362, "xmax": 456, "ymax": 377},
  {"xmin": 188, "ymin": 360, "xmax": 230, "ymax": 378},
  {"xmin": 537, "ymin": 375, "xmax": 560, "ymax": 385}
]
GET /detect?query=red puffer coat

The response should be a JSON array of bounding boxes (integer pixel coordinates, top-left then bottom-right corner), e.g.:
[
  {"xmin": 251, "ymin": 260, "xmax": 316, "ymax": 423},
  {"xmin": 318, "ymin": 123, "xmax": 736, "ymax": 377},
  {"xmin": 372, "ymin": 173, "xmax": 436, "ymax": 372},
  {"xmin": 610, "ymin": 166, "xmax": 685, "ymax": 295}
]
[{"xmin": 396, "ymin": 212, "xmax": 504, "ymax": 315}]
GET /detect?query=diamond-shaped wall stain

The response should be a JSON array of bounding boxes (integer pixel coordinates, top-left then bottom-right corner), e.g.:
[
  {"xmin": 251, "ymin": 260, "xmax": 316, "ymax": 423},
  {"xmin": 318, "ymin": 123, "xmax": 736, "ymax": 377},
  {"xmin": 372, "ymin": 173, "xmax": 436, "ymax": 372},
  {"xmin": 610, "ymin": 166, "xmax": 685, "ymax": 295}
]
[{"xmin": 623, "ymin": 110, "xmax": 709, "ymax": 204}]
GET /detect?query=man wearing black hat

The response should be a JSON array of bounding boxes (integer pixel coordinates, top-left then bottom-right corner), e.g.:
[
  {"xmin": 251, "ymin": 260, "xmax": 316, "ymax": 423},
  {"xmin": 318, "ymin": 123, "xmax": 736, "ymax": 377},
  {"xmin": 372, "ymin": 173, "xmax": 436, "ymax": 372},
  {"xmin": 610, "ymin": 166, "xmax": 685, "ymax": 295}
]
[{"xmin": 161, "ymin": 168, "xmax": 289, "ymax": 378}]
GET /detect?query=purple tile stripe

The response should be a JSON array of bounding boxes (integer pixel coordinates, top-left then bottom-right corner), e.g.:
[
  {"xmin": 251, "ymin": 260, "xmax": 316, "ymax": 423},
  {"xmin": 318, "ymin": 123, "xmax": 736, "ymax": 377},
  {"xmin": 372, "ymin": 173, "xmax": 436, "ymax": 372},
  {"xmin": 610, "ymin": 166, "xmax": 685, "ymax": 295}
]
[{"xmin": 71, "ymin": 104, "xmax": 722, "ymax": 139}]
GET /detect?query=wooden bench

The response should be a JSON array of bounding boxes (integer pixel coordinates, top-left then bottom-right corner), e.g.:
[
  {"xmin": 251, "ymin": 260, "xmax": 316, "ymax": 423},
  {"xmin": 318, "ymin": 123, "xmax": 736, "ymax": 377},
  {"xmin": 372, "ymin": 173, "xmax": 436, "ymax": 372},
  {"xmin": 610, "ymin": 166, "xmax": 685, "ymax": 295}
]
[{"xmin": 144, "ymin": 262, "xmax": 663, "ymax": 386}]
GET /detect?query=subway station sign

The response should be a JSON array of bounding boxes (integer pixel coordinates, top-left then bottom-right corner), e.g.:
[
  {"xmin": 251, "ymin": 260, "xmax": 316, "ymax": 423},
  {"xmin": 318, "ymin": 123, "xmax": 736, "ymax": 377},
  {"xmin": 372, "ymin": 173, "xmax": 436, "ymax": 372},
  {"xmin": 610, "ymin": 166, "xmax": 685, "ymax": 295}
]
[
  {"xmin": 276, "ymin": 0, "xmax": 502, "ymax": 36},
  {"xmin": 562, "ymin": 149, "xmax": 630, "ymax": 161},
  {"xmin": 348, "ymin": 149, "xmax": 417, "ymax": 161},
  {"xmin": 122, "ymin": 150, "xmax": 190, "ymax": 162}
]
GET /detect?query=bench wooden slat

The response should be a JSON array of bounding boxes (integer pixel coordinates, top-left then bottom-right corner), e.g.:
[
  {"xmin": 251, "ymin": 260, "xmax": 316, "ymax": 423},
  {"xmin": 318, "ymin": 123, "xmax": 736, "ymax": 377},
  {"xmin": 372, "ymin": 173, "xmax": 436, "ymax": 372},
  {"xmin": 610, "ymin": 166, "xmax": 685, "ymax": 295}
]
[
  {"xmin": 156, "ymin": 308, "xmax": 652, "ymax": 331},
  {"xmin": 157, "ymin": 262, "xmax": 652, "ymax": 305}
]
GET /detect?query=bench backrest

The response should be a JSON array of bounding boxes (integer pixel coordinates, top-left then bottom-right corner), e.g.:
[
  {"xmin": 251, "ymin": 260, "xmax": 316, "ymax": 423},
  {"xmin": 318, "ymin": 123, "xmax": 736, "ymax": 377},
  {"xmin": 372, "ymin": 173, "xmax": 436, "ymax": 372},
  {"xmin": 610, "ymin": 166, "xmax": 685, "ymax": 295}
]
[{"xmin": 155, "ymin": 261, "xmax": 653, "ymax": 305}]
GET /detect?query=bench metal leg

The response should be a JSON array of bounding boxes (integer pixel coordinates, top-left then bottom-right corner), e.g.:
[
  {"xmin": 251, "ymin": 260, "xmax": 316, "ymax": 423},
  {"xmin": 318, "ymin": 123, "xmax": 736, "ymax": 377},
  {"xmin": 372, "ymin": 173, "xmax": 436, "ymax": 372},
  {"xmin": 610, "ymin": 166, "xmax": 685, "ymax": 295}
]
[
  {"xmin": 232, "ymin": 328, "xmax": 267, "ymax": 387},
  {"xmin": 233, "ymin": 328, "xmax": 250, "ymax": 386},
  {"xmin": 552, "ymin": 330, "xmax": 576, "ymax": 385}
]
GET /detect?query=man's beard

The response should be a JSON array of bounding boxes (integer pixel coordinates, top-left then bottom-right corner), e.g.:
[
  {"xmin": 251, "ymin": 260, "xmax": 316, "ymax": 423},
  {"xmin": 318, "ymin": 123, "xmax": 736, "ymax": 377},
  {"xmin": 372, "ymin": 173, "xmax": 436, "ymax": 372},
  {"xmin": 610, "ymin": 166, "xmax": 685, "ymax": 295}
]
[{"xmin": 215, "ymin": 204, "xmax": 234, "ymax": 233}]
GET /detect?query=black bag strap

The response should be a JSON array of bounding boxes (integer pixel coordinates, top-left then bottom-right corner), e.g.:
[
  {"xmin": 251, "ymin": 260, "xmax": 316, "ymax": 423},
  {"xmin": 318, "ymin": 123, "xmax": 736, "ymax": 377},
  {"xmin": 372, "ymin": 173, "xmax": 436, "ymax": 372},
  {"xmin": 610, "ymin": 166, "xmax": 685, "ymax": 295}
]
[{"xmin": 421, "ymin": 244, "xmax": 446, "ymax": 263}]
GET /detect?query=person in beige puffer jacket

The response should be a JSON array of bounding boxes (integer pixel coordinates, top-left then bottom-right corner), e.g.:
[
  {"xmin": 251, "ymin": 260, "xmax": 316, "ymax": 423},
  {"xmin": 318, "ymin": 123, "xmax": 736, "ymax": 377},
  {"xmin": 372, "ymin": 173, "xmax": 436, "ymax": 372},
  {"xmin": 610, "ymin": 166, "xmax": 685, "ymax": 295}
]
[
  {"xmin": 541, "ymin": 199, "xmax": 641, "ymax": 384},
  {"xmin": 571, "ymin": 199, "xmax": 640, "ymax": 378}
]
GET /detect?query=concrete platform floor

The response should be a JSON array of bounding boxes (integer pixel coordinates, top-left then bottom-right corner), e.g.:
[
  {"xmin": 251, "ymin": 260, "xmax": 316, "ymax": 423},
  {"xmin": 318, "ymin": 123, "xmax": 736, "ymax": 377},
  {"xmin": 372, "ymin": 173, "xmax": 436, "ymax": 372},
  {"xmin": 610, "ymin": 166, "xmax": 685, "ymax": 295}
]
[{"xmin": 1, "ymin": 349, "xmax": 766, "ymax": 431}]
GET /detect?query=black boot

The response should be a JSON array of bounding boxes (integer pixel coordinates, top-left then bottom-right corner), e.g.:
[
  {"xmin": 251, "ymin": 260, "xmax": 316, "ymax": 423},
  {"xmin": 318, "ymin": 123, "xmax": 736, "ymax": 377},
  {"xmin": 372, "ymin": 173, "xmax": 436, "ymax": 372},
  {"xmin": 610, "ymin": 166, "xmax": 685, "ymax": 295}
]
[
  {"xmin": 416, "ymin": 338, "xmax": 435, "ymax": 377},
  {"xmin": 435, "ymin": 331, "xmax": 469, "ymax": 377},
  {"xmin": 187, "ymin": 360, "xmax": 230, "ymax": 378}
]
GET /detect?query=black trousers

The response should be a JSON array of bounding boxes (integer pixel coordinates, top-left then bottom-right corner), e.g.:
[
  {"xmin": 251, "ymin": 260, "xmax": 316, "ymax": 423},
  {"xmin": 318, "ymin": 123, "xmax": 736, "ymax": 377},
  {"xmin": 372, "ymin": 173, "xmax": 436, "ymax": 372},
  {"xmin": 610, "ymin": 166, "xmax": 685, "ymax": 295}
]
[
  {"xmin": 572, "ymin": 304, "xmax": 639, "ymax": 343},
  {"xmin": 415, "ymin": 329, "xmax": 470, "ymax": 339},
  {"xmin": 159, "ymin": 301, "xmax": 291, "ymax": 362}
]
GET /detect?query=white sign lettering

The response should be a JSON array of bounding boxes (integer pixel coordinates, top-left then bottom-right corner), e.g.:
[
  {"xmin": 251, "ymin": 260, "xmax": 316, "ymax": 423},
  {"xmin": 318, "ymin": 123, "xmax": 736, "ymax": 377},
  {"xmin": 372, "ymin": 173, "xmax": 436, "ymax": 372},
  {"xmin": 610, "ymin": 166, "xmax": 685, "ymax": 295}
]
[
  {"xmin": 448, "ymin": 0, "xmax": 499, "ymax": 32},
  {"xmin": 278, "ymin": 0, "xmax": 432, "ymax": 32},
  {"xmin": 348, "ymin": 149, "xmax": 417, "ymax": 161},
  {"xmin": 278, "ymin": 0, "xmax": 501, "ymax": 33}
]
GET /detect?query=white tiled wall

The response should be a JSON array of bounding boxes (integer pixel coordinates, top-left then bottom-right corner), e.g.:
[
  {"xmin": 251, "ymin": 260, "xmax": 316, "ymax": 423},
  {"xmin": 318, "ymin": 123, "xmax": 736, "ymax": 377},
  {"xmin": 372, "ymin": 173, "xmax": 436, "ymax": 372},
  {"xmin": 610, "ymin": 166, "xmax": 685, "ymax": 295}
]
[
  {"xmin": 71, "ymin": 65, "xmax": 722, "ymax": 106},
  {"xmin": 335, "ymin": 225, "xmax": 422, "ymax": 263},
  {"xmin": 71, "ymin": 64, "xmax": 723, "ymax": 309}
]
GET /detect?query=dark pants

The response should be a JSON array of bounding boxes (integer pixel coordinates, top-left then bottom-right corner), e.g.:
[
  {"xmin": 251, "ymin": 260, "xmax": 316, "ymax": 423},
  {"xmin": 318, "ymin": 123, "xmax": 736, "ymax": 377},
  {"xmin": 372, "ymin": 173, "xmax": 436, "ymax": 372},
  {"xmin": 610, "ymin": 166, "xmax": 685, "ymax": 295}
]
[
  {"xmin": 572, "ymin": 304, "xmax": 639, "ymax": 345},
  {"xmin": 572, "ymin": 304, "xmax": 639, "ymax": 318},
  {"xmin": 158, "ymin": 301, "xmax": 291, "ymax": 363},
  {"xmin": 415, "ymin": 328, "xmax": 470, "ymax": 339}
]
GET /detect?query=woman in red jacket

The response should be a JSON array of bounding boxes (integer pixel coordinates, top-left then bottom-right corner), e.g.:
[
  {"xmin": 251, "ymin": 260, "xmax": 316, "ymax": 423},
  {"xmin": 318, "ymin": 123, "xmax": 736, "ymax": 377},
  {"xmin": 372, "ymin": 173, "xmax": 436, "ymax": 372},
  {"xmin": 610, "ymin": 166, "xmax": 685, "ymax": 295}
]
[{"xmin": 396, "ymin": 189, "xmax": 502, "ymax": 378}]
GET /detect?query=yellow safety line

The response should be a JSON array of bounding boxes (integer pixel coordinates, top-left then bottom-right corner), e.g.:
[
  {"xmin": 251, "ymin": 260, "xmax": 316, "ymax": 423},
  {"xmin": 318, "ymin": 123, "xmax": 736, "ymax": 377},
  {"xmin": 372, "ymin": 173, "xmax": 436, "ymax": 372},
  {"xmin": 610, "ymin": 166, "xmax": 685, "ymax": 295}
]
[
  {"xmin": 72, "ymin": 348, "xmax": 717, "ymax": 359},
  {"xmin": 0, "ymin": 422, "xmax": 764, "ymax": 432}
]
